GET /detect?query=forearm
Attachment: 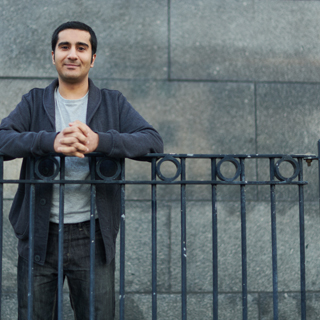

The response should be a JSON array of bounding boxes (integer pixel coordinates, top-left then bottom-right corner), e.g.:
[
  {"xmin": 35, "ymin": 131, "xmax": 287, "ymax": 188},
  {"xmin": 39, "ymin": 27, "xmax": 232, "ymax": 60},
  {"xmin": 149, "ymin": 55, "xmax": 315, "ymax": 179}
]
[
  {"xmin": 96, "ymin": 129, "xmax": 163, "ymax": 158},
  {"xmin": 0, "ymin": 129, "xmax": 57, "ymax": 159},
  {"xmin": 0, "ymin": 94, "xmax": 57, "ymax": 159}
]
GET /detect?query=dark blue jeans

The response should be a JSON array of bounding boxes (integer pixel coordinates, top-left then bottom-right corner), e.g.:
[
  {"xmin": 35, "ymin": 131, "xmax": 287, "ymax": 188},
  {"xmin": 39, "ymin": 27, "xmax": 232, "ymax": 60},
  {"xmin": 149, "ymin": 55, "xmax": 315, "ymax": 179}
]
[{"xmin": 18, "ymin": 220, "xmax": 115, "ymax": 320}]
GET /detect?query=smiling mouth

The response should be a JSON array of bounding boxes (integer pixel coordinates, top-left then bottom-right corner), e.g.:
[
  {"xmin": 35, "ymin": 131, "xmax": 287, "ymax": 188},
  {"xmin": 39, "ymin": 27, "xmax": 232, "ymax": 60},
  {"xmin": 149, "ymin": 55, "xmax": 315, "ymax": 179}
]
[{"xmin": 64, "ymin": 64, "xmax": 80, "ymax": 68}]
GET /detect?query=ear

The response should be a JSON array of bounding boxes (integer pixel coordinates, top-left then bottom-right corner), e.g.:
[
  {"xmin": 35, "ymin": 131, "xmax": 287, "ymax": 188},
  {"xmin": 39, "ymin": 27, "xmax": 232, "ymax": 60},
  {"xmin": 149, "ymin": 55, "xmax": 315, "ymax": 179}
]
[
  {"xmin": 51, "ymin": 51, "xmax": 55, "ymax": 65},
  {"xmin": 90, "ymin": 54, "xmax": 97, "ymax": 68}
]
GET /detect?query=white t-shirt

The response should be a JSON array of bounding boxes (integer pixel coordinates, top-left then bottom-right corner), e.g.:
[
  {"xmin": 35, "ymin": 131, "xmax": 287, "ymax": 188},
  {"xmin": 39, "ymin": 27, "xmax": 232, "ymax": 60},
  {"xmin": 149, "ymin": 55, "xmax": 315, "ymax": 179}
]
[{"xmin": 50, "ymin": 87, "xmax": 96, "ymax": 223}]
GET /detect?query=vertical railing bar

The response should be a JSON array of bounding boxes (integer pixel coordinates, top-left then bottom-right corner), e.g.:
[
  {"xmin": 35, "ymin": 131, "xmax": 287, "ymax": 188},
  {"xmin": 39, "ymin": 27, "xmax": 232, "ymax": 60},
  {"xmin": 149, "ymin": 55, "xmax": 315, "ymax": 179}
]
[
  {"xmin": 28, "ymin": 157, "xmax": 35, "ymax": 320},
  {"xmin": 270, "ymin": 158, "xmax": 278, "ymax": 320},
  {"xmin": 89, "ymin": 156, "xmax": 96, "ymax": 320},
  {"xmin": 298, "ymin": 158, "xmax": 306, "ymax": 320},
  {"xmin": 0, "ymin": 156, "xmax": 3, "ymax": 318},
  {"xmin": 119, "ymin": 158, "xmax": 126, "ymax": 320},
  {"xmin": 151, "ymin": 158, "xmax": 157, "ymax": 320},
  {"xmin": 240, "ymin": 158, "xmax": 247, "ymax": 320},
  {"xmin": 181, "ymin": 158, "xmax": 187, "ymax": 320},
  {"xmin": 57, "ymin": 156, "xmax": 65, "ymax": 320},
  {"xmin": 211, "ymin": 158, "xmax": 218, "ymax": 320}
]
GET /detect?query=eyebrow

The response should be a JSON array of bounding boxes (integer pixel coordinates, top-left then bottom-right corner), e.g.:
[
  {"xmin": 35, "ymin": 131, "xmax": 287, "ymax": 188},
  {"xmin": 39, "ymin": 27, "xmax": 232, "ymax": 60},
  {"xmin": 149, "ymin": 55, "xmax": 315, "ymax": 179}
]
[{"xmin": 57, "ymin": 41, "xmax": 89, "ymax": 48}]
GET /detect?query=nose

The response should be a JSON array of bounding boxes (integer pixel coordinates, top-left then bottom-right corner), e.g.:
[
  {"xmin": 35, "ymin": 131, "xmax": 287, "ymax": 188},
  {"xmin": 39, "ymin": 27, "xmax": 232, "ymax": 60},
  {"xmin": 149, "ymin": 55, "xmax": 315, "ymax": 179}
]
[{"xmin": 67, "ymin": 47, "xmax": 78, "ymax": 60}]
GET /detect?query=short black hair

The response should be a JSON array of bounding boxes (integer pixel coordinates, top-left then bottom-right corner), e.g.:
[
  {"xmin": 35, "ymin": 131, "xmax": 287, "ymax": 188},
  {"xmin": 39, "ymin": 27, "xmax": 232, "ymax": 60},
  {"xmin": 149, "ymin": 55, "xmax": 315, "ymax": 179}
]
[{"xmin": 51, "ymin": 21, "xmax": 97, "ymax": 56}]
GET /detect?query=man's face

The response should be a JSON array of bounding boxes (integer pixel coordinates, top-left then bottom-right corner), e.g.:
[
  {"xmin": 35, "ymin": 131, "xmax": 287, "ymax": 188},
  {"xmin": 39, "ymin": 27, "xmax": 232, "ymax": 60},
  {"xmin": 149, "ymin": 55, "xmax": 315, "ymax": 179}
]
[{"xmin": 52, "ymin": 29, "xmax": 96, "ymax": 84}]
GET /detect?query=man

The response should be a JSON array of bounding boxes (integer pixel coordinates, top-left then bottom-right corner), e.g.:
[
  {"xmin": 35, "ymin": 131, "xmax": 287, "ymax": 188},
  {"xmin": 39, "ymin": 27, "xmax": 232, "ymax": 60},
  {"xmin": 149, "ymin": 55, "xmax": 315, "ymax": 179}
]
[{"xmin": 0, "ymin": 21, "xmax": 163, "ymax": 319}]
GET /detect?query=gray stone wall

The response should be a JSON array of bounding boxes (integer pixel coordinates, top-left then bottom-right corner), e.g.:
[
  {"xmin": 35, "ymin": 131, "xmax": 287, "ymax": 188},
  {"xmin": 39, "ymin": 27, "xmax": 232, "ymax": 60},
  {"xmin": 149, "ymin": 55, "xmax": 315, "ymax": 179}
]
[{"xmin": 1, "ymin": 0, "xmax": 320, "ymax": 319}]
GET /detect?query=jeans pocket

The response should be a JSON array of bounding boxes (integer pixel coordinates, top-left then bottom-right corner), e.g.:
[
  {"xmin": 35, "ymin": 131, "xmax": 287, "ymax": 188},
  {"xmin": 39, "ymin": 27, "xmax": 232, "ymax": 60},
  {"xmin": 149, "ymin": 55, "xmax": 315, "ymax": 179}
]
[{"xmin": 81, "ymin": 220, "xmax": 102, "ymax": 240}]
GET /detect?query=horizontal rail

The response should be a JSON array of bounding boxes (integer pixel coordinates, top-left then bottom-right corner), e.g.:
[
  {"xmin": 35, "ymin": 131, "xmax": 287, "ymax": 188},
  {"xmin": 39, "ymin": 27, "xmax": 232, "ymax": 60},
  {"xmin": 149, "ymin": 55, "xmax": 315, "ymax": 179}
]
[
  {"xmin": 0, "ymin": 152, "xmax": 316, "ymax": 160},
  {"xmin": 0, "ymin": 180, "xmax": 310, "ymax": 185}
]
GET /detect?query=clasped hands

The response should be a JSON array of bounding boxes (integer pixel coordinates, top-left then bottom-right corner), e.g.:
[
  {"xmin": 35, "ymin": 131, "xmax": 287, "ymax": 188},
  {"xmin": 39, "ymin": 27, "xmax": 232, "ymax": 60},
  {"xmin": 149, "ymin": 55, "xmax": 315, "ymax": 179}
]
[{"xmin": 54, "ymin": 120, "xmax": 99, "ymax": 158}]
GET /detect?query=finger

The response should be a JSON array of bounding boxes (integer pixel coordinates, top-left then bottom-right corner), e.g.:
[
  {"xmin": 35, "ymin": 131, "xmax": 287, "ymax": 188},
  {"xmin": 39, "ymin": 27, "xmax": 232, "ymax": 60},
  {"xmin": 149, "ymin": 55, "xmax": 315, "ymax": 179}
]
[
  {"xmin": 57, "ymin": 146, "xmax": 86, "ymax": 158},
  {"xmin": 69, "ymin": 142, "xmax": 89, "ymax": 153},
  {"xmin": 61, "ymin": 126, "xmax": 79, "ymax": 134},
  {"xmin": 62, "ymin": 126, "xmax": 85, "ymax": 137},
  {"xmin": 59, "ymin": 138, "xmax": 89, "ymax": 152},
  {"xmin": 59, "ymin": 136, "xmax": 88, "ymax": 147},
  {"xmin": 62, "ymin": 131, "xmax": 88, "ymax": 145},
  {"xmin": 63, "ymin": 124, "xmax": 89, "ymax": 135},
  {"xmin": 69, "ymin": 121, "xmax": 89, "ymax": 137}
]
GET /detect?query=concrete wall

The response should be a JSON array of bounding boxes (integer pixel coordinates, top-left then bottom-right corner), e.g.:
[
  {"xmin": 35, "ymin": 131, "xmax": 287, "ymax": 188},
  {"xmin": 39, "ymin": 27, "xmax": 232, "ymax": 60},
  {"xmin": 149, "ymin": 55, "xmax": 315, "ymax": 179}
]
[{"xmin": 1, "ymin": 0, "xmax": 320, "ymax": 319}]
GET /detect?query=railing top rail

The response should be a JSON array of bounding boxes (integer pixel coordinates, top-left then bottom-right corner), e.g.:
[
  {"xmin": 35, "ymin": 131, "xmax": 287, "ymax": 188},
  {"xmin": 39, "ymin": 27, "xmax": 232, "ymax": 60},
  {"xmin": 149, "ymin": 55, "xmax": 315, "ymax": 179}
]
[
  {"xmin": 140, "ymin": 153, "xmax": 317, "ymax": 160},
  {"xmin": 0, "ymin": 152, "xmax": 316, "ymax": 160}
]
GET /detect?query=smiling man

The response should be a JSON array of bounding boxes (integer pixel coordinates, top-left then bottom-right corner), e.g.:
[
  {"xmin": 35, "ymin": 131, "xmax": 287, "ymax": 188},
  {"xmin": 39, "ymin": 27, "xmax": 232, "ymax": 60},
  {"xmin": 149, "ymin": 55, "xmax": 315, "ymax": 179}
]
[{"xmin": 0, "ymin": 21, "xmax": 163, "ymax": 320}]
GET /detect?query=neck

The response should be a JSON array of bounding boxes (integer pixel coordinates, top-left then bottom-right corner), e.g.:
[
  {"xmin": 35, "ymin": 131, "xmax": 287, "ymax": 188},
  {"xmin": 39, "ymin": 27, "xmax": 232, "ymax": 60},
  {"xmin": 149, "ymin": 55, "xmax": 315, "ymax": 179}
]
[{"xmin": 58, "ymin": 77, "xmax": 89, "ymax": 99}]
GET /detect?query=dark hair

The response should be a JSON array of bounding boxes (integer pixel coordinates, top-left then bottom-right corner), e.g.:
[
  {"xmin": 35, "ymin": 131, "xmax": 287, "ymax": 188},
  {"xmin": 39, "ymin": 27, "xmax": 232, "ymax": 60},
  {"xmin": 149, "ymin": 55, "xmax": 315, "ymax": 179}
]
[{"xmin": 51, "ymin": 21, "xmax": 97, "ymax": 56}]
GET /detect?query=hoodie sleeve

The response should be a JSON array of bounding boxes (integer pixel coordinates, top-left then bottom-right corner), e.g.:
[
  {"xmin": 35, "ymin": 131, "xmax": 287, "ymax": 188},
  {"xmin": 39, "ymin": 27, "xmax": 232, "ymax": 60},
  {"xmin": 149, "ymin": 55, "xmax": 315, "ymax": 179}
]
[
  {"xmin": 95, "ymin": 92, "xmax": 163, "ymax": 158},
  {"xmin": 0, "ymin": 91, "xmax": 56, "ymax": 160}
]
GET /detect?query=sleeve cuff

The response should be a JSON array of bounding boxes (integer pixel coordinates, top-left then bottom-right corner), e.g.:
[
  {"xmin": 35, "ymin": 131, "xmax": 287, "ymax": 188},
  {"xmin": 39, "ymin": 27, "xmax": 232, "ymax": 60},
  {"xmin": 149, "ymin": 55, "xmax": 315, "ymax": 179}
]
[{"xmin": 95, "ymin": 132, "xmax": 113, "ymax": 155}]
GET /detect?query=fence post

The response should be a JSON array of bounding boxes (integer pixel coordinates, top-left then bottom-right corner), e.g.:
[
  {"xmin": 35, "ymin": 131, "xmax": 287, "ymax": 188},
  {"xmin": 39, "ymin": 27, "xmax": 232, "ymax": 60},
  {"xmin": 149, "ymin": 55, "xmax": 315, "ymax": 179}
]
[
  {"xmin": 240, "ymin": 158, "xmax": 247, "ymax": 320},
  {"xmin": 28, "ymin": 157, "xmax": 35, "ymax": 320},
  {"xmin": 298, "ymin": 158, "xmax": 306, "ymax": 320},
  {"xmin": 119, "ymin": 158, "xmax": 126, "ymax": 320},
  {"xmin": 211, "ymin": 158, "xmax": 218, "ymax": 320},
  {"xmin": 90, "ymin": 156, "xmax": 97, "ymax": 320},
  {"xmin": 57, "ymin": 156, "xmax": 65, "ymax": 320},
  {"xmin": 181, "ymin": 157, "xmax": 187, "ymax": 320},
  {"xmin": 151, "ymin": 158, "xmax": 158, "ymax": 320},
  {"xmin": 270, "ymin": 158, "xmax": 278, "ymax": 320}
]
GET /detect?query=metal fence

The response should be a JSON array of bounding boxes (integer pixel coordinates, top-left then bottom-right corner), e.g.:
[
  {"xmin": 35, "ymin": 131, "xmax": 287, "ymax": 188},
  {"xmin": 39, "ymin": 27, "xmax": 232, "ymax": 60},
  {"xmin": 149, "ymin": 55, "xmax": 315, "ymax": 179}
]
[{"xmin": 0, "ymin": 150, "xmax": 317, "ymax": 320}]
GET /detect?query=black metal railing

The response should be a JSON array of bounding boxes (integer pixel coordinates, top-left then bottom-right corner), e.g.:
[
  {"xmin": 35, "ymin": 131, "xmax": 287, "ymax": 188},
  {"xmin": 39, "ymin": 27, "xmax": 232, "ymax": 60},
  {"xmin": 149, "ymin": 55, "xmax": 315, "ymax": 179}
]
[{"xmin": 0, "ymin": 150, "xmax": 317, "ymax": 320}]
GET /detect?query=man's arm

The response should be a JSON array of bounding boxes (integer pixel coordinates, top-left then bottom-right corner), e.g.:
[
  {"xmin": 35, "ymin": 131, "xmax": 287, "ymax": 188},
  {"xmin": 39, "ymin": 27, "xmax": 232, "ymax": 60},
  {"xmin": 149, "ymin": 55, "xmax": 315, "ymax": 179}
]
[
  {"xmin": 0, "ymin": 95, "xmax": 56, "ymax": 160},
  {"xmin": 93, "ymin": 92, "xmax": 164, "ymax": 158},
  {"xmin": 60, "ymin": 92, "xmax": 164, "ymax": 159}
]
